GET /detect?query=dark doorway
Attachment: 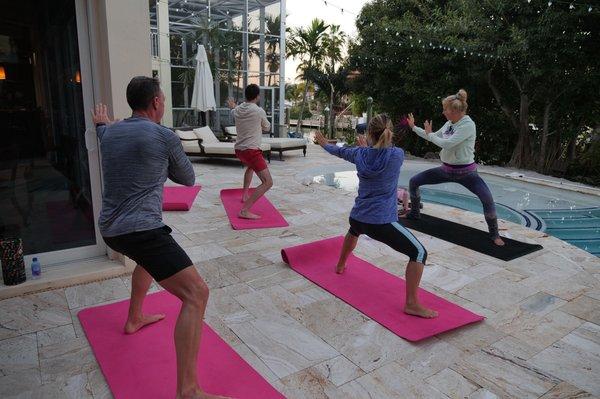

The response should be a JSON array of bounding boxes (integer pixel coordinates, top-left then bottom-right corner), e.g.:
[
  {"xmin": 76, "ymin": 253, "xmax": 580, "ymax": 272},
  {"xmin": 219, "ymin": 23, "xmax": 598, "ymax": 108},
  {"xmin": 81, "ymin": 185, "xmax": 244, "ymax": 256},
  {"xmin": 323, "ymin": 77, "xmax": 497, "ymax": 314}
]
[{"xmin": 0, "ymin": 0, "xmax": 96, "ymax": 255}]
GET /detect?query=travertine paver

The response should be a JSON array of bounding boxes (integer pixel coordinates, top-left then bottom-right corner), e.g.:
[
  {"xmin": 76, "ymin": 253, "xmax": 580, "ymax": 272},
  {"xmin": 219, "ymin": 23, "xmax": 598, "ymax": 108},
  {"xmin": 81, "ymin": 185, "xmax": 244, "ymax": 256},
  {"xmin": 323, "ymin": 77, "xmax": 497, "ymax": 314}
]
[{"xmin": 1, "ymin": 143, "xmax": 599, "ymax": 398}]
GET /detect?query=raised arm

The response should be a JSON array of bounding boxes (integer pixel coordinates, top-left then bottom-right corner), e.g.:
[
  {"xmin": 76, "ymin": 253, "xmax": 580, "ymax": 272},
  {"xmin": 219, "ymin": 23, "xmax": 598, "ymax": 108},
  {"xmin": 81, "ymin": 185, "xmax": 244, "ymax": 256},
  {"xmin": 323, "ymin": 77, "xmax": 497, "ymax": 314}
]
[
  {"xmin": 408, "ymin": 113, "xmax": 446, "ymax": 140},
  {"xmin": 314, "ymin": 131, "xmax": 359, "ymax": 164},
  {"xmin": 167, "ymin": 132, "xmax": 195, "ymax": 186},
  {"xmin": 227, "ymin": 98, "xmax": 237, "ymax": 122},
  {"xmin": 91, "ymin": 103, "xmax": 118, "ymax": 140},
  {"xmin": 426, "ymin": 122, "xmax": 474, "ymax": 149},
  {"xmin": 260, "ymin": 108, "xmax": 271, "ymax": 132}
]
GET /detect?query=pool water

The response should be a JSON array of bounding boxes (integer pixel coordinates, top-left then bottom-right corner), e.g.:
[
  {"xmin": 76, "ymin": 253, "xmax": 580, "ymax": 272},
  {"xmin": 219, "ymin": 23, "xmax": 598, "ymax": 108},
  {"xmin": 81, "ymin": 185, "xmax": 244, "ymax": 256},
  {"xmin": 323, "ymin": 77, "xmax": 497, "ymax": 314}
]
[{"xmin": 313, "ymin": 168, "xmax": 600, "ymax": 257}]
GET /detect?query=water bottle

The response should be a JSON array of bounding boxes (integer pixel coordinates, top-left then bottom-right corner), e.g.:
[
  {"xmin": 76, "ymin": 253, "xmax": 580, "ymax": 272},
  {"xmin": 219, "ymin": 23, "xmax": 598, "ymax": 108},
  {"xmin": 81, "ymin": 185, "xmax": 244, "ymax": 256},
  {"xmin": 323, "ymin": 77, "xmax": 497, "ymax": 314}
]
[{"xmin": 31, "ymin": 257, "xmax": 41, "ymax": 279}]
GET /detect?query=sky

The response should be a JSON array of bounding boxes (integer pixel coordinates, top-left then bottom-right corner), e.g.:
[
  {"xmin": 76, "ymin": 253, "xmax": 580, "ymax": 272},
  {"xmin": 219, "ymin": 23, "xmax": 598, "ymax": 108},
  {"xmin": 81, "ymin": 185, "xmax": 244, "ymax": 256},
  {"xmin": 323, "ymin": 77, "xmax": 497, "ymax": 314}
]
[{"xmin": 284, "ymin": 0, "xmax": 366, "ymax": 83}]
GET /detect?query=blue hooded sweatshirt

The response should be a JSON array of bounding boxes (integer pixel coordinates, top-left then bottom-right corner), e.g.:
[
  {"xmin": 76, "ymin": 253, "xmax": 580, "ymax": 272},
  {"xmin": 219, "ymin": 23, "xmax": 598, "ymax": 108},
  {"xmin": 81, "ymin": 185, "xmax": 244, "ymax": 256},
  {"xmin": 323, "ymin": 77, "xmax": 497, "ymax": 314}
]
[{"xmin": 324, "ymin": 144, "xmax": 404, "ymax": 224}]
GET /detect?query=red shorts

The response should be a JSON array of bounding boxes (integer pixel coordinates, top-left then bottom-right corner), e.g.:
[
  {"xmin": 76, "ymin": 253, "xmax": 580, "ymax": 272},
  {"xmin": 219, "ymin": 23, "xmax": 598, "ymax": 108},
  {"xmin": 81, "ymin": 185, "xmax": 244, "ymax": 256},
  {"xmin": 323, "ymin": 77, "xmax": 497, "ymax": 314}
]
[{"xmin": 235, "ymin": 149, "xmax": 268, "ymax": 172}]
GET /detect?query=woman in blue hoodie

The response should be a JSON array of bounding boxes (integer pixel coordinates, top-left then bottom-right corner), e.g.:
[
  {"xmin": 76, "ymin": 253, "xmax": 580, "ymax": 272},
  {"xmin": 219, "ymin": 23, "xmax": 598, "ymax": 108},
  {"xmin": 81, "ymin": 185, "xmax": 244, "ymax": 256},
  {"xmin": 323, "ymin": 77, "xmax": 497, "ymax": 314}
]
[{"xmin": 315, "ymin": 114, "xmax": 437, "ymax": 319}]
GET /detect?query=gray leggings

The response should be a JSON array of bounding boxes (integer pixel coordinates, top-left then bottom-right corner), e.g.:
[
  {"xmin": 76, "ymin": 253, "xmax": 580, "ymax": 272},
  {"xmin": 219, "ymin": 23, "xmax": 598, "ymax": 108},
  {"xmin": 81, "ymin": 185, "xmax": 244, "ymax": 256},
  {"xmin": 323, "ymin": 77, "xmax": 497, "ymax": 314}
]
[{"xmin": 408, "ymin": 166, "xmax": 500, "ymax": 238}]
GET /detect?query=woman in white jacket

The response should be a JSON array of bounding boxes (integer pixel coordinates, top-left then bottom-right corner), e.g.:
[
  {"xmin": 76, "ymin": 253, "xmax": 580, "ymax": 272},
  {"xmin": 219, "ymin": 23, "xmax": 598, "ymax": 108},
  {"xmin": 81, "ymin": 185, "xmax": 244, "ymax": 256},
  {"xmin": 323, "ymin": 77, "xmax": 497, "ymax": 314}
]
[{"xmin": 404, "ymin": 89, "xmax": 504, "ymax": 246}]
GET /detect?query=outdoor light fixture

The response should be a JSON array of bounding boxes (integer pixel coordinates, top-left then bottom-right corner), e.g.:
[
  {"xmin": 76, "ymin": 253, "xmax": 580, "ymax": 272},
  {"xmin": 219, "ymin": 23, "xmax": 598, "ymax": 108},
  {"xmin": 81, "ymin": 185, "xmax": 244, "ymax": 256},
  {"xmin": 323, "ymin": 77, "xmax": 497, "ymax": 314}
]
[
  {"xmin": 0, "ymin": 65, "xmax": 5, "ymax": 80},
  {"xmin": 74, "ymin": 70, "xmax": 81, "ymax": 83}
]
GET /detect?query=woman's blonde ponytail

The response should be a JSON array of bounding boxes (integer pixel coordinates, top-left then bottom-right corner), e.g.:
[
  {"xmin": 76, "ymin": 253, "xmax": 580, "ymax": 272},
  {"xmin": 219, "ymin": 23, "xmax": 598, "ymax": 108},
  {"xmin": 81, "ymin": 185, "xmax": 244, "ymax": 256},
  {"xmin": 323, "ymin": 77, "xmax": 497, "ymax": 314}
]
[
  {"xmin": 374, "ymin": 127, "xmax": 393, "ymax": 149},
  {"xmin": 367, "ymin": 114, "xmax": 394, "ymax": 149}
]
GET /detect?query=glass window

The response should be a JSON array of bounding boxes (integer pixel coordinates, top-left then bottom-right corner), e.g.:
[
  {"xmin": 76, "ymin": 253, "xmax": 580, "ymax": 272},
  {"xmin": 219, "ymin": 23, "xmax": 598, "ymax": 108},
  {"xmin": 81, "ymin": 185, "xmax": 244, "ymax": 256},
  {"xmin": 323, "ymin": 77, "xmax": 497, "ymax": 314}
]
[{"xmin": 0, "ymin": 0, "xmax": 96, "ymax": 254}]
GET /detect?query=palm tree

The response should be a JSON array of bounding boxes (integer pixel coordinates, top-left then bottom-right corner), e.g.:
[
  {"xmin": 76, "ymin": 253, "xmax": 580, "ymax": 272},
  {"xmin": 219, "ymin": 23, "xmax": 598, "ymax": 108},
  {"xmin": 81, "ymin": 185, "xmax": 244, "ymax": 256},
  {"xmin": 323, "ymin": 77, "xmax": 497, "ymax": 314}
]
[
  {"xmin": 321, "ymin": 25, "xmax": 347, "ymax": 137},
  {"xmin": 265, "ymin": 15, "xmax": 281, "ymax": 87},
  {"xmin": 287, "ymin": 18, "xmax": 329, "ymax": 132}
]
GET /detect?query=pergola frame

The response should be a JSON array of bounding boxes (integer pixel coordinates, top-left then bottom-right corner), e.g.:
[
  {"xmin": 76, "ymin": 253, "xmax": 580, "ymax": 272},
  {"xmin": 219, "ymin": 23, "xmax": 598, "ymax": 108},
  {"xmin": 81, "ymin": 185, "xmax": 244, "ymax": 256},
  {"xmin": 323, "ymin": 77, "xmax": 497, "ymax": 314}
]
[{"xmin": 150, "ymin": 0, "xmax": 286, "ymax": 136}]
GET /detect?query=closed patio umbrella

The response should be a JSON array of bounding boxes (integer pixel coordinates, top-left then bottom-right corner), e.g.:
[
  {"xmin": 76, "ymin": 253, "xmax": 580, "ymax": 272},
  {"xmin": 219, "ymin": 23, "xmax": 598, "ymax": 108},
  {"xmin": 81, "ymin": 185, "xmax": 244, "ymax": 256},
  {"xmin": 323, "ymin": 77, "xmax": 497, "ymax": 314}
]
[{"xmin": 191, "ymin": 44, "xmax": 216, "ymax": 115}]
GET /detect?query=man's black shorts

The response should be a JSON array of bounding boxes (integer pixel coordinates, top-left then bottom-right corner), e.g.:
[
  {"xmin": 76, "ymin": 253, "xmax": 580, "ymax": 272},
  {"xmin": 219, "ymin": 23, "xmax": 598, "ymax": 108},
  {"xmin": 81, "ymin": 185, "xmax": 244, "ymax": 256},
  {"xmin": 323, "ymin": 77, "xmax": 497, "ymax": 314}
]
[{"xmin": 103, "ymin": 225, "xmax": 192, "ymax": 281}]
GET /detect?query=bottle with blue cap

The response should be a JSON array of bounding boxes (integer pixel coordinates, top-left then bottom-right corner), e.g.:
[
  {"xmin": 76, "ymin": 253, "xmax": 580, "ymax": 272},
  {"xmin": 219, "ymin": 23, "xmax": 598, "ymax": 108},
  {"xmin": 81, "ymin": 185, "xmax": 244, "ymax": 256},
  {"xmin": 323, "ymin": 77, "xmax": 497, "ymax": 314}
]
[{"xmin": 31, "ymin": 257, "xmax": 41, "ymax": 279}]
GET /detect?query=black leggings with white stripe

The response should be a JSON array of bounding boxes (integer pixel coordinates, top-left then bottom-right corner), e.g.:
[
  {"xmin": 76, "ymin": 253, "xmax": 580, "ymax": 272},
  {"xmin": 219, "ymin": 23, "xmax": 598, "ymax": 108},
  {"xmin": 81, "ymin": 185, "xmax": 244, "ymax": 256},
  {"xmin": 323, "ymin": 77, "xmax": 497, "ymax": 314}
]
[{"xmin": 348, "ymin": 217, "xmax": 428, "ymax": 264}]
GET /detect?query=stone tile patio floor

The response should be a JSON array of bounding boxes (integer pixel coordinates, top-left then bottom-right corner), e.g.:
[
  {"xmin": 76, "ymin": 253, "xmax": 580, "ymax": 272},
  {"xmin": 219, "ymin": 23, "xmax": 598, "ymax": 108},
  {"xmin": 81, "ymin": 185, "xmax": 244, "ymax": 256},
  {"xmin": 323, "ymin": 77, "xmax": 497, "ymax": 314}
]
[{"xmin": 1, "ymin": 143, "xmax": 599, "ymax": 398}]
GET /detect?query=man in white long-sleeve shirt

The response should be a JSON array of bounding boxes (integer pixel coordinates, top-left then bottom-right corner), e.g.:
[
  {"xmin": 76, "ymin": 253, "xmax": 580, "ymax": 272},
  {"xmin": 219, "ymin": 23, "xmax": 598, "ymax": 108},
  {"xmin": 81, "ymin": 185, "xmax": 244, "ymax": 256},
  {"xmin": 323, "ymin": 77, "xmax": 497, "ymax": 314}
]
[{"xmin": 227, "ymin": 84, "xmax": 273, "ymax": 219}]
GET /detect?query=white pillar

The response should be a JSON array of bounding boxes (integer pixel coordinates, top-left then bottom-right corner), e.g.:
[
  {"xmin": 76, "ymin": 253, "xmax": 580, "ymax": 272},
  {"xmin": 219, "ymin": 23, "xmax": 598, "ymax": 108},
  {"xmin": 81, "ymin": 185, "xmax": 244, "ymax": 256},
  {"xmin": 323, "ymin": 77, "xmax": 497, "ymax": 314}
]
[
  {"xmin": 91, "ymin": 0, "xmax": 153, "ymax": 120},
  {"xmin": 84, "ymin": 0, "xmax": 153, "ymax": 264},
  {"xmin": 278, "ymin": 0, "xmax": 286, "ymax": 137},
  {"xmin": 157, "ymin": 0, "xmax": 173, "ymax": 127}
]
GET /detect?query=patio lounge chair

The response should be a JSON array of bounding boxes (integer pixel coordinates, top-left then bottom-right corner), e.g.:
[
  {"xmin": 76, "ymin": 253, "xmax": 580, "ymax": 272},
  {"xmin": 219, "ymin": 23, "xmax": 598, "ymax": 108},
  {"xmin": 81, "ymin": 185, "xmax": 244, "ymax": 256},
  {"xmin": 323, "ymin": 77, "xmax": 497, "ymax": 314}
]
[
  {"xmin": 223, "ymin": 126, "xmax": 307, "ymax": 160},
  {"xmin": 175, "ymin": 126, "xmax": 271, "ymax": 163}
]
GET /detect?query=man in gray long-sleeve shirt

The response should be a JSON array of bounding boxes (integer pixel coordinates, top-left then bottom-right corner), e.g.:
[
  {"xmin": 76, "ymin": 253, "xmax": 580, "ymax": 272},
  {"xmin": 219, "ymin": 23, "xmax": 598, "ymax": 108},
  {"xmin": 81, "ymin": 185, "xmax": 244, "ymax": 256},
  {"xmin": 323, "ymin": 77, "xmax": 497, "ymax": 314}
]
[{"xmin": 92, "ymin": 77, "xmax": 225, "ymax": 399}]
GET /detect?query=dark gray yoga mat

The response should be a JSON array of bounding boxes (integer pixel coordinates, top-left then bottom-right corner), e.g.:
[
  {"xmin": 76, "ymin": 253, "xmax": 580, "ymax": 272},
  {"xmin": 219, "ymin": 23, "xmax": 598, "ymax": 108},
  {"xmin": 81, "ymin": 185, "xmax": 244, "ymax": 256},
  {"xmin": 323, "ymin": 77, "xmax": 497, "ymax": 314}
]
[{"xmin": 401, "ymin": 214, "xmax": 543, "ymax": 261}]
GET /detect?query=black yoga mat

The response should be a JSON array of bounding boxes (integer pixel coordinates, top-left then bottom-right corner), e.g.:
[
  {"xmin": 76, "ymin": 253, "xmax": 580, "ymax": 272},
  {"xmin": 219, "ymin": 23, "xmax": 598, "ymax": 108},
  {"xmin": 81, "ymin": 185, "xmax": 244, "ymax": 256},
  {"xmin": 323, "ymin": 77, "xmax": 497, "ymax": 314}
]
[{"xmin": 401, "ymin": 214, "xmax": 543, "ymax": 261}]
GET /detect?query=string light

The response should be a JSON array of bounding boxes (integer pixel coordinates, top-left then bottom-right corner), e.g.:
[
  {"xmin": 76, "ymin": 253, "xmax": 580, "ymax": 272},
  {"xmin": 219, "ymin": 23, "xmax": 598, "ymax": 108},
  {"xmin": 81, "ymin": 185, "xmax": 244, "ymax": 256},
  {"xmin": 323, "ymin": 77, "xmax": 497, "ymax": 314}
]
[
  {"xmin": 321, "ymin": 0, "xmax": 358, "ymax": 16},
  {"xmin": 352, "ymin": 0, "xmax": 595, "ymax": 67},
  {"xmin": 542, "ymin": 0, "xmax": 595, "ymax": 8},
  {"xmin": 353, "ymin": 36, "xmax": 505, "ymax": 63}
]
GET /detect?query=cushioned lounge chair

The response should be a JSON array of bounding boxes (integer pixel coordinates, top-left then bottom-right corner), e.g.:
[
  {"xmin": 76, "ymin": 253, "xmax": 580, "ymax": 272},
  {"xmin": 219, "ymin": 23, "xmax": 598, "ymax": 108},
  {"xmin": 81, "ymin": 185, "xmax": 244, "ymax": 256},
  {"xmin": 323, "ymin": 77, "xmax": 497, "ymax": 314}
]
[
  {"xmin": 222, "ymin": 126, "xmax": 307, "ymax": 160},
  {"xmin": 175, "ymin": 126, "xmax": 271, "ymax": 163}
]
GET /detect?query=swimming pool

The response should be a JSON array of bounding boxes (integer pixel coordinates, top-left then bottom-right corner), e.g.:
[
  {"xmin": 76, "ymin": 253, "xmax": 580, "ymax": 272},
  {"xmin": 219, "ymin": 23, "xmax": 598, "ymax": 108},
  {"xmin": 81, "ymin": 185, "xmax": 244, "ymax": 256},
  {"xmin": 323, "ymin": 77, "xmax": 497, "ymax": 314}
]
[{"xmin": 312, "ymin": 166, "xmax": 600, "ymax": 257}]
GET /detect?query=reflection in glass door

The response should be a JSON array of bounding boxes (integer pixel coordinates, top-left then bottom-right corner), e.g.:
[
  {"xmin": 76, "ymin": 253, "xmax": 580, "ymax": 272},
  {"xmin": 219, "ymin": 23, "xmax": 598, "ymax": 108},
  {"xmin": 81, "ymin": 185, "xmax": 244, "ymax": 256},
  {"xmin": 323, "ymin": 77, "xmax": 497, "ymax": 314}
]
[{"xmin": 0, "ymin": 0, "xmax": 98, "ymax": 259}]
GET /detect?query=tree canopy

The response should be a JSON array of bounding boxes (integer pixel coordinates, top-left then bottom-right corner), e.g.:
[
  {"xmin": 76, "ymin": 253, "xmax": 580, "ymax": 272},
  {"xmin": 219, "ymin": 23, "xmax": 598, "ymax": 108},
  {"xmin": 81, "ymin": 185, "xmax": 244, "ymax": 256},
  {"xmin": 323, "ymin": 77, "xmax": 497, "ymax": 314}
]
[{"xmin": 348, "ymin": 0, "xmax": 599, "ymax": 181}]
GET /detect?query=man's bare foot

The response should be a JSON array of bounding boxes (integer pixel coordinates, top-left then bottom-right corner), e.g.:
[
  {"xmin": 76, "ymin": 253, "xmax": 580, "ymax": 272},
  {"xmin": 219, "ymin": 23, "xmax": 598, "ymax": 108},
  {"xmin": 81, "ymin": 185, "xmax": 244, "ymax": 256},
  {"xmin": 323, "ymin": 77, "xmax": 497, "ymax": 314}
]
[
  {"xmin": 124, "ymin": 313, "xmax": 165, "ymax": 334},
  {"xmin": 177, "ymin": 387, "xmax": 231, "ymax": 399},
  {"xmin": 404, "ymin": 303, "xmax": 438, "ymax": 318},
  {"xmin": 493, "ymin": 237, "xmax": 505, "ymax": 246},
  {"xmin": 335, "ymin": 263, "xmax": 346, "ymax": 274},
  {"xmin": 238, "ymin": 209, "xmax": 261, "ymax": 220}
]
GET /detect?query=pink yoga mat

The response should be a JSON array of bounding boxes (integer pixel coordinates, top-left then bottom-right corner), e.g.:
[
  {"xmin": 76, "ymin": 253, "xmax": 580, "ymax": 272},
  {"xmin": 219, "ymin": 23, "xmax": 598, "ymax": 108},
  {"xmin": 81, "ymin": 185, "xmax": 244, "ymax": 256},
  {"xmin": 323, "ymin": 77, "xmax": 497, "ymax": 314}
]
[
  {"xmin": 220, "ymin": 188, "xmax": 288, "ymax": 230},
  {"xmin": 281, "ymin": 236, "xmax": 484, "ymax": 342},
  {"xmin": 78, "ymin": 291, "xmax": 284, "ymax": 399},
  {"xmin": 162, "ymin": 185, "xmax": 202, "ymax": 211}
]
